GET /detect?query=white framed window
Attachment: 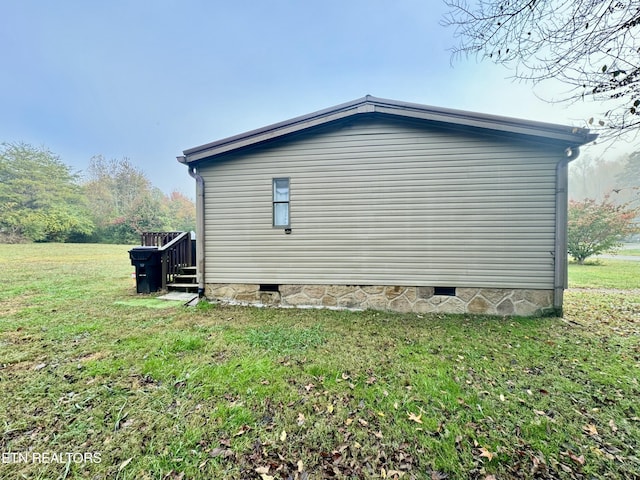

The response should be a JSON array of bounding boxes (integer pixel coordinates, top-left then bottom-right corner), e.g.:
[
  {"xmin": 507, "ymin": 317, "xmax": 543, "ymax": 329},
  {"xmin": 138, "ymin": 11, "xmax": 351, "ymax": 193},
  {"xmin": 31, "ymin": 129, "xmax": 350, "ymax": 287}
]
[{"xmin": 272, "ymin": 177, "xmax": 290, "ymax": 228}]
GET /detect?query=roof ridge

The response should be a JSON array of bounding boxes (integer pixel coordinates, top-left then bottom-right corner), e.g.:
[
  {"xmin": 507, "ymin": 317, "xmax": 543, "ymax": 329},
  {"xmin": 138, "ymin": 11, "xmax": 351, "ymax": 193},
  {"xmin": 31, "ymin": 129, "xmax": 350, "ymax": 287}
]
[{"xmin": 181, "ymin": 96, "xmax": 597, "ymax": 162}]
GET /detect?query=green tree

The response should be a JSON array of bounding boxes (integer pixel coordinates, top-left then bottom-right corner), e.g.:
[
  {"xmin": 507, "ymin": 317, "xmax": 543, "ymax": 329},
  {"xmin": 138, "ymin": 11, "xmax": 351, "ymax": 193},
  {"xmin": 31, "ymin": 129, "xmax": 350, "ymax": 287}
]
[
  {"xmin": 443, "ymin": 0, "xmax": 640, "ymax": 139},
  {"xmin": 0, "ymin": 142, "xmax": 93, "ymax": 243},
  {"xmin": 567, "ymin": 197, "xmax": 638, "ymax": 264},
  {"xmin": 83, "ymin": 156, "xmax": 169, "ymax": 243},
  {"xmin": 164, "ymin": 190, "xmax": 196, "ymax": 232}
]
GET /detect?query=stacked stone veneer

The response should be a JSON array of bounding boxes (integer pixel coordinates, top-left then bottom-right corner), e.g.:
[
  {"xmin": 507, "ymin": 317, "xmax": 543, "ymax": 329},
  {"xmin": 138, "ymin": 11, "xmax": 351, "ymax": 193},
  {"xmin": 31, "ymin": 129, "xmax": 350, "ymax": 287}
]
[{"xmin": 206, "ymin": 284, "xmax": 555, "ymax": 317}]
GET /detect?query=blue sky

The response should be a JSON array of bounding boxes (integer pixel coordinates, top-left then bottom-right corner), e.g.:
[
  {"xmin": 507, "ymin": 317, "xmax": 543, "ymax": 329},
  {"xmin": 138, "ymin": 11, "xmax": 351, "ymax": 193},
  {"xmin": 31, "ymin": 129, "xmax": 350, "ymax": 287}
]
[{"xmin": 1, "ymin": 1, "xmax": 634, "ymax": 196}]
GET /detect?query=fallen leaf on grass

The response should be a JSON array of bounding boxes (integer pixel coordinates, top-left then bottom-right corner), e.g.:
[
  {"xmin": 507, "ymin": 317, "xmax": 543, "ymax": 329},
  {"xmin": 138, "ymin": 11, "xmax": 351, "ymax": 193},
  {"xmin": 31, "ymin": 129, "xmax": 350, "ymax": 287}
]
[
  {"xmin": 234, "ymin": 425, "xmax": 252, "ymax": 436},
  {"xmin": 407, "ymin": 412, "xmax": 422, "ymax": 424},
  {"xmin": 531, "ymin": 453, "xmax": 547, "ymax": 474},
  {"xmin": 567, "ymin": 451, "xmax": 585, "ymax": 466},
  {"xmin": 255, "ymin": 465, "xmax": 275, "ymax": 480},
  {"xmin": 163, "ymin": 472, "xmax": 185, "ymax": 480},
  {"xmin": 387, "ymin": 470, "xmax": 405, "ymax": 478},
  {"xmin": 478, "ymin": 447, "xmax": 494, "ymax": 461},
  {"xmin": 280, "ymin": 430, "xmax": 287, "ymax": 442},
  {"xmin": 609, "ymin": 419, "xmax": 618, "ymax": 432},
  {"xmin": 118, "ymin": 457, "xmax": 133, "ymax": 472},
  {"xmin": 297, "ymin": 413, "xmax": 305, "ymax": 426},
  {"xmin": 583, "ymin": 424, "xmax": 599, "ymax": 436},
  {"xmin": 559, "ymin": 463, "xmax": 573, "ymax": 473},
  {"xmin": 382, "ymin": 467, "xmax": 409, "ymax": 479},
  {"xmin": 209, "ymin": 447, "xmax": 225, "ymax": 458}
]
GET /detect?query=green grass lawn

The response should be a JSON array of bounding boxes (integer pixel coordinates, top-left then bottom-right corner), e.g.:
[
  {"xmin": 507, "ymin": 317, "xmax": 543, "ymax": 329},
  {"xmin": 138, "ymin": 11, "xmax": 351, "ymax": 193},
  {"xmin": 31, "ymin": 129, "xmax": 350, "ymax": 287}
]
[
  {"xmin": 569, "ymin": 259, "xmax": 640, "ymax": 289},
  {"xmin": 1, "ymin": 244, "xmax": 639, "ymax": 479}
]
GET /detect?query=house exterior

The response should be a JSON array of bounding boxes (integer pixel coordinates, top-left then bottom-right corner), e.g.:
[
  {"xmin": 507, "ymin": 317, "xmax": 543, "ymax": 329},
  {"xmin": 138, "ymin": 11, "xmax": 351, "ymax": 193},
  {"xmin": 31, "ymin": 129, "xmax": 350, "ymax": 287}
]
[{"xmin": 178, "ymin": 96, "xmax": 596, "ymax": 316}]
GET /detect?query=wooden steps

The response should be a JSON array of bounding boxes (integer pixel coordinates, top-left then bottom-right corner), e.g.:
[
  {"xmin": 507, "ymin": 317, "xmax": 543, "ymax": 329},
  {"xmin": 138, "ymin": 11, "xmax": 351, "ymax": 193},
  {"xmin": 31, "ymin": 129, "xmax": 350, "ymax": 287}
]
[{"xmin": 167, "ymin": 266, "xmax": 198, "ymax": 293}]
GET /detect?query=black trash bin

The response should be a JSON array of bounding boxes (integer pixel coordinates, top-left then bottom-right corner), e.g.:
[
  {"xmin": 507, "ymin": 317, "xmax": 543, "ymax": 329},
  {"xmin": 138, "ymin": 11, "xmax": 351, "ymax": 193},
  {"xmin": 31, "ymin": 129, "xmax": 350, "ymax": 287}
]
[{"xmin": 129, "ymin": 246, "xmax": 162, "ymax": 293}]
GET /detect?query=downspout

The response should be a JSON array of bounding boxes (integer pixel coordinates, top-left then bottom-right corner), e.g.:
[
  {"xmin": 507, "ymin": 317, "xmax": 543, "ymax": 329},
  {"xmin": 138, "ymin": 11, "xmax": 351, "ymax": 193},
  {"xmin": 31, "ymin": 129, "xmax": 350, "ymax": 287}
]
[
  {"xmin": 554, "ymin": 146, "xmax": 579, "ymax": 314},
  {"xmin": 178, "ymin": 156, "xmax": 205, "ymax": 298}
]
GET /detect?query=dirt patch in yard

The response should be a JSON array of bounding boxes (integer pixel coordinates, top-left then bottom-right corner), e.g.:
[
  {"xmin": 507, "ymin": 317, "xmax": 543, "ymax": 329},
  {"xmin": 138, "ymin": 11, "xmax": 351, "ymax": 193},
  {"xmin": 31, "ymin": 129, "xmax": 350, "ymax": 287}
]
[{"xmin": 76, "ymin": 351, "xmax": 111, "ymax": 363}]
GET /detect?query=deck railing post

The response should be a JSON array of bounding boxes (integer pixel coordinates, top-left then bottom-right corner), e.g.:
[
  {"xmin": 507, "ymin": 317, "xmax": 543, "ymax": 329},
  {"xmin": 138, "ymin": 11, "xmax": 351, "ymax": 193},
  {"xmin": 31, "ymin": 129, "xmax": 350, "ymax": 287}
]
[
  {"xmin": 139, "ymin": 231, "xmax": 194, "ymax": 291},
  {"xmin": 161, "ymin": 251, "xmax": 168, "ymax": 290}
]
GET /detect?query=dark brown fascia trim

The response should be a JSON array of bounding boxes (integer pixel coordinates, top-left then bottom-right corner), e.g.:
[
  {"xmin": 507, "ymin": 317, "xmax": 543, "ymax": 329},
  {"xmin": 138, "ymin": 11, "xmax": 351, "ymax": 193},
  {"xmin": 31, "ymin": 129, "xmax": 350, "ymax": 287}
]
[
  {"xmin": 181, "ymin": 95, "xmax": 597, "ymax": 163},
  {"xmin": 368, "ymin": 97, "xmax": 598, "ymax": 144},
  {"xmin": 182, "ymin": 96, "xmax": 371, "ymax": 162}
]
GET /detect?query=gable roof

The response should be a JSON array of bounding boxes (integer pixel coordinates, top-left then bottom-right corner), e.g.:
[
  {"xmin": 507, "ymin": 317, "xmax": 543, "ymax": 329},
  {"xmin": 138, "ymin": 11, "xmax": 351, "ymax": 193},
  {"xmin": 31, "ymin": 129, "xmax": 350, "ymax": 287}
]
[{"xmin": 180, "ymin": 95, "xmax": 598, "ymax": 163}]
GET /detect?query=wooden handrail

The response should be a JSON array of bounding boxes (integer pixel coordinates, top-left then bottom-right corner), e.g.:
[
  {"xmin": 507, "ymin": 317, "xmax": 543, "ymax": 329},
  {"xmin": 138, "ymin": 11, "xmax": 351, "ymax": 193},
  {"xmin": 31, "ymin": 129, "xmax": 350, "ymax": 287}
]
[
  {"xmin": 158, "ymin": 231, "xmax": 190, "ymax": 252},
  {"xmin": 140, "ymin": 231, "xmax": 193, "ymax": 290},
  {"xmin": 141, "ymin": 231, "xmax": 183, "ymax": 248}
]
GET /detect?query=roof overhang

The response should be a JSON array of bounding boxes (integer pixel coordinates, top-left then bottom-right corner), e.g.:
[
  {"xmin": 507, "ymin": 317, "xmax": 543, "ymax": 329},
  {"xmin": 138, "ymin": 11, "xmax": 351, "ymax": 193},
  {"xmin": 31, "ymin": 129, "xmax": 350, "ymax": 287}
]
[{"xmin": 180, "ymin": 95, "xmax": 598, "ymax": 164}]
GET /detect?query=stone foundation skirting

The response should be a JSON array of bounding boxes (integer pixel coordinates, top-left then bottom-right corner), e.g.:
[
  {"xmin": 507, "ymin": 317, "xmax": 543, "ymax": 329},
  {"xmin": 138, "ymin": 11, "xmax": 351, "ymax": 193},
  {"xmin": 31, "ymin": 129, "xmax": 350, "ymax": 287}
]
[{"xmin": 205, "ymin": 283, "xmax": 555, "ymax": 317}]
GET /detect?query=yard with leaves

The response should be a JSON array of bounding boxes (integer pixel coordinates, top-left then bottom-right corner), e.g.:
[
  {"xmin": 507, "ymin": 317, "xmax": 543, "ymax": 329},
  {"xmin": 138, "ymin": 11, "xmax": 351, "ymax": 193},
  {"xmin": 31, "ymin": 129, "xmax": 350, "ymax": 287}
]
[{"xmin": 1, "ymin": 244, "xmax": 638, "ymax": 479}]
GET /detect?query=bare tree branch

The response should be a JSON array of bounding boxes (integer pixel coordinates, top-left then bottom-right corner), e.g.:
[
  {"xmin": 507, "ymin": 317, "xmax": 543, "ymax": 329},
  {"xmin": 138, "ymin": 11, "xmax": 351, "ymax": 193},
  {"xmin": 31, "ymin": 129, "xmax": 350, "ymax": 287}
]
[{"xmin": 443, "ymin": 0, "xmax": 640, "ymax": 141}]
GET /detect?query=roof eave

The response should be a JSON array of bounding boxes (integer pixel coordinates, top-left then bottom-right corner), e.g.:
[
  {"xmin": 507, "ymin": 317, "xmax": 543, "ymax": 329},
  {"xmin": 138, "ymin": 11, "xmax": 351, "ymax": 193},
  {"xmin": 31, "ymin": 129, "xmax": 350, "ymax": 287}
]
[
  {"xmin": 182, "ymin": 96, "xmax": 371, "ymax": 162},
  {"xmin": 181, "ymin": 96, "xmax": 597, "ymax": 163}
]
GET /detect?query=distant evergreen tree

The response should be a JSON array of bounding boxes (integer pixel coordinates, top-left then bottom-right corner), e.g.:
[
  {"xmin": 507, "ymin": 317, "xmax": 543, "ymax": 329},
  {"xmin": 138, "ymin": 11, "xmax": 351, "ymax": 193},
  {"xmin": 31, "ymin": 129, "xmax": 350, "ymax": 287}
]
[{"xmin": 0, "ymin": 142, "xmax": 94, "ymax": 243}]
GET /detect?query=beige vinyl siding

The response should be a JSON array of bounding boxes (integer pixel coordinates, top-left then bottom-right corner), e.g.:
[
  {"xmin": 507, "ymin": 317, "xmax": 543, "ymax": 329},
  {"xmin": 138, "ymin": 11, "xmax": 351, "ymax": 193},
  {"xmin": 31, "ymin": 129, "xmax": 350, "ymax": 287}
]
[{"xmin": 199, "ymin": 116, "xmax": 561, "ymax": 289}]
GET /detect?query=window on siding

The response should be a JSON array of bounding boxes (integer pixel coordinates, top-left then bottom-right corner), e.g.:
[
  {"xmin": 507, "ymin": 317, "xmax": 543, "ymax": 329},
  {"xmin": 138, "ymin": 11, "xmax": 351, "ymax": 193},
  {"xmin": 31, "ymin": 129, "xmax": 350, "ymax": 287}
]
[{"xmin": 273, "ymin": 178, "xmax": 290, "ymax": 227}]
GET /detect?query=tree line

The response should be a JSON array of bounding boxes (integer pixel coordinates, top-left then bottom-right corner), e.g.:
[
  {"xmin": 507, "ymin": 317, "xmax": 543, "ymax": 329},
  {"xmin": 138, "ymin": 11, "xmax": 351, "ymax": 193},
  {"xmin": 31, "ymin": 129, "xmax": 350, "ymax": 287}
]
[
  {"xmin": 0, "ymin": 142, "xmax": 195, "ymax": 244},
  {"xmin": 569, "ymin": 151, "xmax": 640, "ymax": 204},
  {"xmin": 2, "ymin": 140, "xmax": 637, "ymax": 263}
]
